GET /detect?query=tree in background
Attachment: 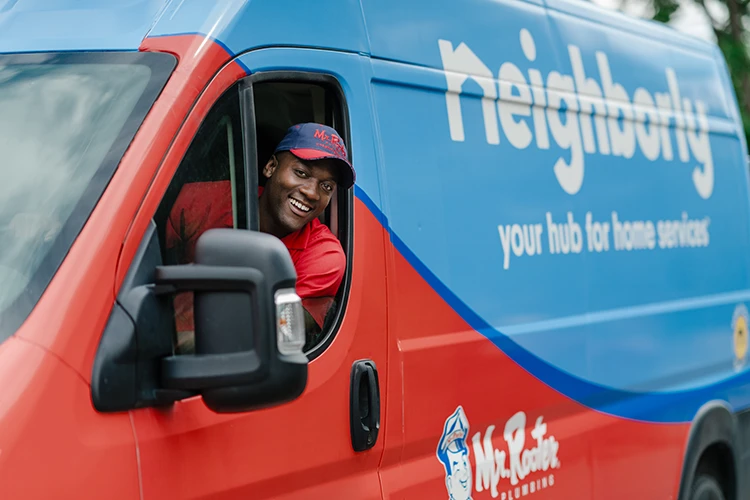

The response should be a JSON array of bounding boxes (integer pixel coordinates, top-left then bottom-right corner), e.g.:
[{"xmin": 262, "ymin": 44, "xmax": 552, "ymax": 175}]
[{"xmin": 649, "ymin": 0, "xmax": 750, "ymax": 144}]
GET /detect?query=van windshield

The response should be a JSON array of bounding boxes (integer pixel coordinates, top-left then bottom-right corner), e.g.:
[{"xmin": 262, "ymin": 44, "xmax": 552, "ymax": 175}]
[{"xmin": 0, "ymin": 52, "xmax": 175, "ymax": 340}]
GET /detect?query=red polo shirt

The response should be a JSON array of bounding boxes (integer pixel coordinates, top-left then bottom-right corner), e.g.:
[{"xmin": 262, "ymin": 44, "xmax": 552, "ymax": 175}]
[
  {"xmin": 279, "ymin": 217, "xmax": 346, "ymax": 324},
  {"xmin": 165, "ymin": 181, "xmax": 345, "ymax": 330}
]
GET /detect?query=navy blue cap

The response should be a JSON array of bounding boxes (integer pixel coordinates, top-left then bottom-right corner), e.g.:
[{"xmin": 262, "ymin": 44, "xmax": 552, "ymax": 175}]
[{"xmin": 274, "ymin": 123, "xmax": 355, "ymax": 188}]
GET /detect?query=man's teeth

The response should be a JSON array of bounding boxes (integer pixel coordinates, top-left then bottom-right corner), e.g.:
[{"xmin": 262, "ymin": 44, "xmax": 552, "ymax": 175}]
[{"xmin": 290, "ymin": 198, "xmax": 311, "ymax": 212}]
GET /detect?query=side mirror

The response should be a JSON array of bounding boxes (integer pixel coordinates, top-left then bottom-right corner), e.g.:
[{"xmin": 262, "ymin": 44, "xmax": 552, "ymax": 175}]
[{"xmin": 157, "ymin": 228, "xmax": 308, "ymax": 413}]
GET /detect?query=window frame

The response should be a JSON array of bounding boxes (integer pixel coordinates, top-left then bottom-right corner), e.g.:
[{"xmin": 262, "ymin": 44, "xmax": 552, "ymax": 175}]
[
  {"xmin": 155, "ymin": 69, "xmax": 354, "ymax": 360},
  {"xmin": 241, "ymin": 71, "xmax": 354, "ymax": 360}
]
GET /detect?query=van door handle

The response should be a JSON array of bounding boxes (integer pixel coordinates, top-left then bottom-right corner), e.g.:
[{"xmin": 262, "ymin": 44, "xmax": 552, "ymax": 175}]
[{"xmin": 350, "ymin": 359, "xmax": 380, "ymax": 452}]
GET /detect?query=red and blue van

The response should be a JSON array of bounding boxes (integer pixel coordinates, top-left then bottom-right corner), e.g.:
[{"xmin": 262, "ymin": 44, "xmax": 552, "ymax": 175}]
[{"xmin": 0, "ymin": 1, "xmax": 747, "ymax": 499}]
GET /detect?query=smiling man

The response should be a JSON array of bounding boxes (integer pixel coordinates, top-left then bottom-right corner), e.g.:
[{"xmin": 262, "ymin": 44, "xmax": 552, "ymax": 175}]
[
  {"xmin": 166, "ymin": 123, "xmax": 354, "ymax": 352},
  {"xmin": 259, "ymin": 123, "xmax": 355, "ymax": 338}
]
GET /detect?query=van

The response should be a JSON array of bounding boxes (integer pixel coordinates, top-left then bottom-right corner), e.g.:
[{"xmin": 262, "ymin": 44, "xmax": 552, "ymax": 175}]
[{"xmin": 0, "ymin": 0, "xmax": 748, "ymax": 498}]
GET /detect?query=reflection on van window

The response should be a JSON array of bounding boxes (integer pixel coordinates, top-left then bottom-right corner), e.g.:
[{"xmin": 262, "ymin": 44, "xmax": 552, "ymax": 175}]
[{"xmin": 0, "ymin": 63, "xmax": 151, "ymax": 313}]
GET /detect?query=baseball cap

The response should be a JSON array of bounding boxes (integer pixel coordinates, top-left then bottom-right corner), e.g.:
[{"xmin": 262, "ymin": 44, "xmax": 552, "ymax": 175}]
[{"xmin": 274, "ymin": 123, "xmax": 355, "ymax": 188}]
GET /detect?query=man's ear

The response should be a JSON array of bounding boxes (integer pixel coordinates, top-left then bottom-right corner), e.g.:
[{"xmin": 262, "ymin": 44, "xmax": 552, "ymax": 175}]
[{"xmin": 263, "ymin": 154, "xmax": 278, "ymax": 179}]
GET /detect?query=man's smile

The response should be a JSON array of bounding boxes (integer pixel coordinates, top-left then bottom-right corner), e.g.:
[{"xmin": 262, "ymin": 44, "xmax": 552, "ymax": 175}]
[{"xmin": 289, "ymin": 196, "xmax": 313, "ymax": 215}]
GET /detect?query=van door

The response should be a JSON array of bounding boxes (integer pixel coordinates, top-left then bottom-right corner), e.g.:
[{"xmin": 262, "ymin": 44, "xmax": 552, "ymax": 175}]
[
  {"xmin": 121, "ymin": 47, "xmax": 388, "ymax": 499},
  {"xmin": 360, "ymin": 0, "xmax": 594, "ymax": 498}
]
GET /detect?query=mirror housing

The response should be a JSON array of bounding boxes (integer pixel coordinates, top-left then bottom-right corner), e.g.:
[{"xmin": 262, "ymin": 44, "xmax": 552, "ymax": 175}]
[{"xmin": 158, "ymin": 228, "xmax": 308, "ymax": 413}]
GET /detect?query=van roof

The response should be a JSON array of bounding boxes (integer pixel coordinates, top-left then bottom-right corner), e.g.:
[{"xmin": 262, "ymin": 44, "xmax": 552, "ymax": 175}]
[
  {"xmin": 0, "ymin": 0, "xmax": 171, "ymax": 53},
  {"xmin": 0, "ymin": 0, "xmax": 371, "ymax": 56},
  {"xmin": 543, "ymin": 0, "xmax": 716, "ymax": 54},
  {"xmin": 0, "ymin": 0, "xmax": 716, "ymax": 58}
]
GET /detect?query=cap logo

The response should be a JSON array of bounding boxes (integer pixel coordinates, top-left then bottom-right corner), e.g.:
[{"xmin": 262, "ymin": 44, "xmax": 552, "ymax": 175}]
[
  {"xmin": 313, "ymin": 129, "xmax": 330, "ymax": 140},
  {"xmin": 313, "ymin": 128, "xmax": 348, "ymax": 159}
]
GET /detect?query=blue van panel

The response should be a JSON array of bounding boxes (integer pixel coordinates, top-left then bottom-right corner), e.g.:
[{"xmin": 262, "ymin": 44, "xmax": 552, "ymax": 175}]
[
  {"xmin": 0, "ymin": 0, "xmax": 169, "ymax": 53},
  {"xmin": 546, "ymin": 6, "xmax": 732, "ymax": 120},
  {"xmin": 149, "ymin": 0, "xmax": 369, "ymax": 58},
  {"xmin": 365, "ymin": 0, "xmax": 750, "ymax": 418},
  {"xmin": 360, "ymin": 0, "xmax": 551, "ymax": 69}
]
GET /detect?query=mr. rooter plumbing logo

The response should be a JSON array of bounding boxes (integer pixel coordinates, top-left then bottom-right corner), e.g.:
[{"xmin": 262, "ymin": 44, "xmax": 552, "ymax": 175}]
[{"xmin": 437, "ymin": 406, "xmax": 561, "ymax": 500}]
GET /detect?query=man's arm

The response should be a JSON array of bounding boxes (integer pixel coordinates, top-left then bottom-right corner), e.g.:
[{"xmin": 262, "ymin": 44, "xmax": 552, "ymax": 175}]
[{"xmin": 295, "ymin": 235, "xmax": 346, "ymax": 349}]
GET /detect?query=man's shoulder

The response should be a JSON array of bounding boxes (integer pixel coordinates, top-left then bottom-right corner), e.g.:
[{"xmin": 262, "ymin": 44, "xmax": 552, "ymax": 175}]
[
  {"xmin": 295, "ymin": 219, "xmax": 346, "ymax": 295},
  {"xmin": 307, "ymin": 219, "xmax": 344, "ymax": 253}
]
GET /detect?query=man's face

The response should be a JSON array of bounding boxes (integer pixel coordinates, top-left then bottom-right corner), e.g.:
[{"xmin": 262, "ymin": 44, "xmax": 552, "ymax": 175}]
[
  {"xmin": 261, "ymin": 152, "xmax": 338, "ymax": 237},
  {"xmin": 446, "ymin": 449, "xmax": 472, "ymax": 500}
]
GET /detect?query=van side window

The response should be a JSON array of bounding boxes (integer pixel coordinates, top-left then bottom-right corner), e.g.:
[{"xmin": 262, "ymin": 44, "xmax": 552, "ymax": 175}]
[
  {"xmin": 154, "ymin": 83, "xmax": 246, "ymax": 354},
  {"xmin": 253, "ymin": 80, "xmax": 352, "ymax": 355},
  {"xmin": 154, "ymin": 77, "xmax": 350, "ymax": 357}
]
